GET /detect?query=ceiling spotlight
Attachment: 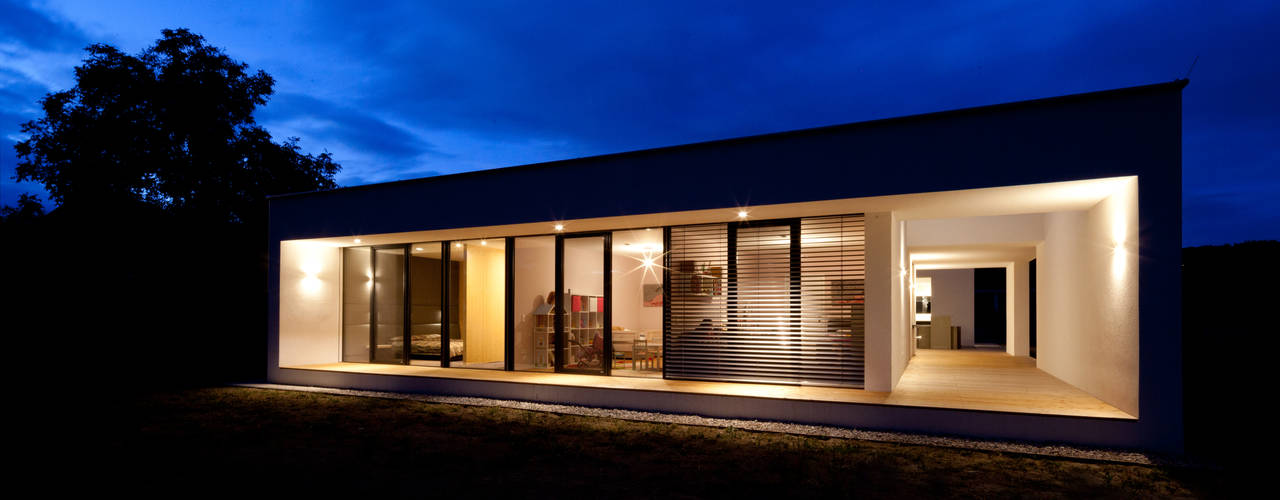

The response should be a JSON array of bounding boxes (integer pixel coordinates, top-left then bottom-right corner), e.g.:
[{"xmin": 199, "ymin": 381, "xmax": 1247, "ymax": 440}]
[
  {"xmin": 353, "ymin": 238, "xmax": 362, "ymax": 243},
  {"xmin": 554, "ymin": 224, "xmax": 564, "ymax": 231},
  {"xmin": 737, "ymin": 210, "xmax": 748, "ymax": 219}
]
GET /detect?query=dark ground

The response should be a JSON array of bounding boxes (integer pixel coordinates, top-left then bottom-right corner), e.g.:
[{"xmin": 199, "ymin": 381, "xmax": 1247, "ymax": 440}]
[{"xmin": 81, "ymin": 387, "xmax": 1228, "ymax": 498}]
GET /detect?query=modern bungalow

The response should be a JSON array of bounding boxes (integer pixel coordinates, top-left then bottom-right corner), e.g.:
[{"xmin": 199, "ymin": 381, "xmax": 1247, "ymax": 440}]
[{"xmin": 268, "ymin": 80, "xmax": 1185, "ymax": 452}]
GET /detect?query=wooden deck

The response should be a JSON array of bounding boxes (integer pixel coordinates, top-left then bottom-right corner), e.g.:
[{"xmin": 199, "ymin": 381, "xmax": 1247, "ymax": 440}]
[{"xmin": 285, "ymin": 349, "xmax": 1134, "ymax": 419}]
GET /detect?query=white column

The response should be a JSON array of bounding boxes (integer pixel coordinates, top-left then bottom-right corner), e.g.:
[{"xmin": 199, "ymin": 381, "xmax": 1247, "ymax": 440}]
[
  {"xmin": 1006, "ymin": 259, "xmax": 1030, "ymax": 356},
  {"xmin": 863, "ymin": 211, "xmax": 893, "ymax": 392}
]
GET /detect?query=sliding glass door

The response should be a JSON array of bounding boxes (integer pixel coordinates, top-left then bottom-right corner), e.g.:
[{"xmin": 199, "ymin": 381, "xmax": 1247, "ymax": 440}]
[
  {"xmin": 556, "ymin": 233, "xmax": 611, "ymax": 375},
  {"xmin": 342, "ymin": 245, "xmax": 409, "ymax": 364}
]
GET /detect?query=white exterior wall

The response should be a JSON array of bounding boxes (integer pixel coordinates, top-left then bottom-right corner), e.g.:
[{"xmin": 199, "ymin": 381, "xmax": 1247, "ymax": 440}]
[
  {"xmin": 1037, "ymin": 180, "xmax": 1139, "ymax": 416},
  {"xmin": 278, "ymin": 241, "xmax": 342, "ymax": 366},
  {"xmin": 893, "ymin": 217, "xmax": 911, "ymax": 389},
  {"xmin": 864, "ymin": 212, "xmax": 893, "ymax": 391}
]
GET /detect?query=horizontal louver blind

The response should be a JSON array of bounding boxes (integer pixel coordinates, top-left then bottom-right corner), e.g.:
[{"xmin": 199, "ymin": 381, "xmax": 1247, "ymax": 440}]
[{"xmin": 665, "ymin": 214, "xmax": 865, "ymax": 388}]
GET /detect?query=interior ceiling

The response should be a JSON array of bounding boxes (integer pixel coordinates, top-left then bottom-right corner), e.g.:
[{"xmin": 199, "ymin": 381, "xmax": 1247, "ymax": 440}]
[
  {"xmin": 291, "ymin": 176, "xmax": 1134, "ymax": 248},
  {"xmin": 910, "ymin": 243, "xmax": 1037, "ymax": 270}
]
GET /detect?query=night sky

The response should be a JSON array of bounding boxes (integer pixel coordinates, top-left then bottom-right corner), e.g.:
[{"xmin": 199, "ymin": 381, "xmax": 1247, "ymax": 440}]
[{"xmin": 2, "ymin": 1, "xmax": 1276, "ymax": 246}]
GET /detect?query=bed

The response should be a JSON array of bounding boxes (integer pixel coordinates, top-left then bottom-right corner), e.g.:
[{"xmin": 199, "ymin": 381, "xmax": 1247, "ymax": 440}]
[{"xmin": 389, "ymin": 323, "xmax": 464, "ymax": 361}]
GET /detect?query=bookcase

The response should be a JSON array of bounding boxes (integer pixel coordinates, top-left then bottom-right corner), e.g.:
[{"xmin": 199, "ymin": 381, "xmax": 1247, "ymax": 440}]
[
  {"xmin": 565, "ymin": 291, "xmax": 605, "ymax": 369},
  {"xmin": 531, "ymin": 290, "xmax": 605, "ymax": 369}
]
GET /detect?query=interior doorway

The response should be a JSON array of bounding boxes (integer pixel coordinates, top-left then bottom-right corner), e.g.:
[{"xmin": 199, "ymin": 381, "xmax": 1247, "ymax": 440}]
[{"xmin": 973, "ymin": 267, "xmax": 1007, "ymax": 346}]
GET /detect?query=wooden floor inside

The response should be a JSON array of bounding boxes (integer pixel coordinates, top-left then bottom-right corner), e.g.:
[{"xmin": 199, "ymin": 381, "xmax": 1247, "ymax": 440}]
[{"xmin": 285, "ymin": 349, "xmax": 1134, "ymax": 419}]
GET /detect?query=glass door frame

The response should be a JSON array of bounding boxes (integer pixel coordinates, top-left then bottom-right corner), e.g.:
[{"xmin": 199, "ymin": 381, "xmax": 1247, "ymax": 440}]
[
  {"xmin": 370, "ymin": 244, "xmax": 412, "ymax": 365},
  {"xmin": 554, "ymin": 231, "xmax": 613, "ymax": 375}
]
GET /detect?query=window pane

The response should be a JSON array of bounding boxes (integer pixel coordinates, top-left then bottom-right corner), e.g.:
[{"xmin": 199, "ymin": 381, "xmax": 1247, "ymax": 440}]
[
  {"xmin": 611, "ymin": 229, "xmax": 663, "ymax": 377},
  {"xmin": 454, "ymin": 239, "xmax": 506, "ymax": 369},
  {"xmin": 409, "ymin": 243, "xmax": 443, "ymax": 365},
  {"xmin": 564, "ymin": 236, "xmax": 605, "ymax": 374},
  {"xmin": 373, "ymin": 247, "xmax": 405, "ymax": 363},
  {"xmin": 514, "ymin": 236, "xmax": 555, "ymax": 371},
  {"xmin": 342, "ymin": 247, "xmax": 371, "ymax": 362}
]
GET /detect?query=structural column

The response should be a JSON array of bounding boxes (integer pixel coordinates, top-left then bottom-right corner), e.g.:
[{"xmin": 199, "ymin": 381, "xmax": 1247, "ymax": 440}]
[
  {"xmin": 864, "ymin": 211, "xmax": 907, "ymax": 392},
  {"xmin": 1006, "ymin": 259, "xmax": 1030, "ymax": 357}
]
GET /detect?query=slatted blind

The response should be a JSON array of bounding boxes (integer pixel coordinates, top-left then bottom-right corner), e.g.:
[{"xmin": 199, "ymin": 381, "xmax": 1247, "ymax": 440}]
[{"xmin": 665, "ymin": 214, "xmax": 865, "ymax": 387}]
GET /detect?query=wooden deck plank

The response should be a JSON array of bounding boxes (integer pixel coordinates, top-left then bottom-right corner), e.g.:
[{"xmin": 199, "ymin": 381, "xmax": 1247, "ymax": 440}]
[{"xmin": 284, "ymin": 349, "xmax": 1134, "ymax": 420}]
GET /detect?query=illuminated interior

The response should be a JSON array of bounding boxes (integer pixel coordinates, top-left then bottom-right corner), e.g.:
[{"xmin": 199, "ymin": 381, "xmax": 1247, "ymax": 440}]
[{"xmin": 278, "ymin": 175, "xmax": 1139, "ymax": 414}]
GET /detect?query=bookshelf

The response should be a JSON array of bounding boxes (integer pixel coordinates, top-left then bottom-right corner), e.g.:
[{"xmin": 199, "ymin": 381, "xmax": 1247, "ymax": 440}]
[{"xmin": 531, "ymin": 290, "xmax": 605, "ymax": 369}]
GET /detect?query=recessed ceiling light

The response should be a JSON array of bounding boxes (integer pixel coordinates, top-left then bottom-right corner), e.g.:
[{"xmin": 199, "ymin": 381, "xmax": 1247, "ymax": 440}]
[
  {"xmin": 554, "ymin": 224, "xmax": 564, "ymax": 231},
  {"xmin": 353, "ymin": 238, "xmax": 362, "ymax": 243},
  {"xmin": 415, "ymin": 247, "xmax": 423, "ymax": 251},
  {"xmin": 737, "ymin": 210, "xmax": 748, "ymax": 219}
]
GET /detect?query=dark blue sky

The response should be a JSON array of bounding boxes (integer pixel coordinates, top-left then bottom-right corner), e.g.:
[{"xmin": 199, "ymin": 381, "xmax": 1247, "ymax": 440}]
[{"xmin": 2, "ymin": 1, "xmax": 1276, "ymax": 246}]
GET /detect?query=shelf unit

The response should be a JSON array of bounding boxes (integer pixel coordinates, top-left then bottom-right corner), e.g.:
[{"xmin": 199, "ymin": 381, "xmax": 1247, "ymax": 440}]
[
  {"xmin": 565, "ymin": 290, "xmax": 604, "ymax": 369},
  {"xmin": 531, "ymin": 303, "xmax": 559, "ymax": 368}
]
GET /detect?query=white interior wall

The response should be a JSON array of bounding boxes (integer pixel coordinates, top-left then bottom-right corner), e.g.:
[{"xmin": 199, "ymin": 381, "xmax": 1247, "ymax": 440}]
[
  {"xmin": 611, "ymin": 248, "xmax": 662, "ymax": 333},
  {"xmin": 1008, "ymin": 259, "xmax": 1030, "ymax": 356},
  {"xmin": 1036, "ymin": 179, "xmax": 1139, "ymax": 416},
  {"xmin": 915, "ymin": 269, "xmax": 975, "ymax": 347},
  {"xmin": 278, "ymin": 241, "xmax": 342, "ymax": 366}
]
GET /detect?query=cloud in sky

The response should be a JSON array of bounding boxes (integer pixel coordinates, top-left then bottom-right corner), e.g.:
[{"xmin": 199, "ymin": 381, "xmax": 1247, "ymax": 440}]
[{"xmin": 1, "ymin": 0, "xmax": 1277, "ymax": 246}]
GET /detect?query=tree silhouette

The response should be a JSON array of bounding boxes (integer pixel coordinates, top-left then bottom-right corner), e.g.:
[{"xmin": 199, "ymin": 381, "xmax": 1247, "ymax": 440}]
[
  {"xmin": 5, "ymin": 29, "xmax": 343, "ymax": 385},
  {"xmin": 13, "ymin": 28, "xmax": 338, "ymax": 224}
]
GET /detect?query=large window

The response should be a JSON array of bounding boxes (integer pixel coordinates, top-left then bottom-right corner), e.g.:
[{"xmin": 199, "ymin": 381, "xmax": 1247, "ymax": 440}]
[
  {"xmin": 610, "ymin": 229, "xmax": 664, "ymax": 378},
  {"xmin": 665, "ymin": 215, "xmax": 866, "ymax": 387},
  {"xmin": 453, "ymin": 239, "xmax": 506, "ymax": 369},
  {"xmin": 513, "ymin": 236, "xmax": 555, "ymax": 372},
  {"xmin": 408, "ymin": 243, "xmax": 446, "ymax": 366},
  {"xmin": 342, "ymin": 247, "xmax": 372, "ymax": 362},
  {"xmin": 339, "ymin": 213, "xmax": 863, "ymax": 385}
]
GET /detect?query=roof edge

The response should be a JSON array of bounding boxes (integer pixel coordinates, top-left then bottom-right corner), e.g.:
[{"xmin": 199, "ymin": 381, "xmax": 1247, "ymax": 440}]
[{"xmin": 269, "ymin": 79, "xmax": 1188, "ymax": 201}]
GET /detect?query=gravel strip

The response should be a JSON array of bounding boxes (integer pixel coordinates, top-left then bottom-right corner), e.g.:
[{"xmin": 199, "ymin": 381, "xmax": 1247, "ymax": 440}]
[{"xmin": 233, "ymin": 382, "xmax": 1168, "ymax": 466}]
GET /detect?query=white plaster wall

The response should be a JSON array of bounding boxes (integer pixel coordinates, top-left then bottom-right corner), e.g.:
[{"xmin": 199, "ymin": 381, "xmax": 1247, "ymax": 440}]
[
  {"xmin": 864, "ymin": 212, "xmax": 893, "ymax": 392},
  {"xmin": 892, "ymin": 217, "xmax": 910, "ymax": 389},
  {"xmin": 278, "ymin": 241, "xmax": 342, "ymax": 366},
  {"xmin": 907, "ymin": 213, "xmax": 1044, "ymax": 246},
  {"xmin": 916, "ymin": 269, "xmax": 975, "ymax": 347},
  {"xmin": 1009, "ymin": 259, "xmax": 1030, "ymax": 356},
  {"xmin": 1037, "ymin": 180, "xmax": 1139, "ymax": 416},
  {"xmin": 611, "ymin": 244, "xmax": 662, "ymax": 333}
]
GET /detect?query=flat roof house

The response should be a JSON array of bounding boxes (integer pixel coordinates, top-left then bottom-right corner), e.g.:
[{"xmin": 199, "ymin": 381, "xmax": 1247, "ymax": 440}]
[{"xmin": 268, "ymin": 80, "xmax": 1185, "ymax": 452}]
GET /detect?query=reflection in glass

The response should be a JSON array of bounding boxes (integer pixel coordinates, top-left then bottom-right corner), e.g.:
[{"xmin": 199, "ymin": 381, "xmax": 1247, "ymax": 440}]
[
  {"xmin": 373, "ymin": 247, "xmax": 405, "ymax": 363},
  {"xmin": 408, "ymin": 243, "xmax": 444, "ymax": 366},
  {"xmin": 563, "ymin": 236, "xmax": 606, "ymax": 374},
  {"xmin": 342, "ymin": 247, "xmax": 371, "ymax": 362},
  {"xmin": 454, "ymin": 239, "xmax": 506, "ymax": 369},
  {"xmin": 514, "ymin": 236, "xmax": 555, "ymax": 371},
  {"xmin": 611, "ymin": 229, "xmax": 664, "ymax": 378}
]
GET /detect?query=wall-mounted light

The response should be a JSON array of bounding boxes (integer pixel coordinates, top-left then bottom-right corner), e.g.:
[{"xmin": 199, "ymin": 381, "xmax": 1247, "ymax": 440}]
[
  {"xmin": 454, "ymin": 242, "xmax": 462, "ymax": 248},
  {"xmin": 481, "ymin": 239, "xmax": 488, "ymax": 246},
  {"xmin": 301, "ymin": 259, "xmax": 323, "ymax": 294}
]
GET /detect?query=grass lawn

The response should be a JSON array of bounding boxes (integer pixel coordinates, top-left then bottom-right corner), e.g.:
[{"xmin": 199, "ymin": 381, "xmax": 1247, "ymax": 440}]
[{"xmin": 98, "ymin": 387, "xmax": 1224, "ymax": 498}]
